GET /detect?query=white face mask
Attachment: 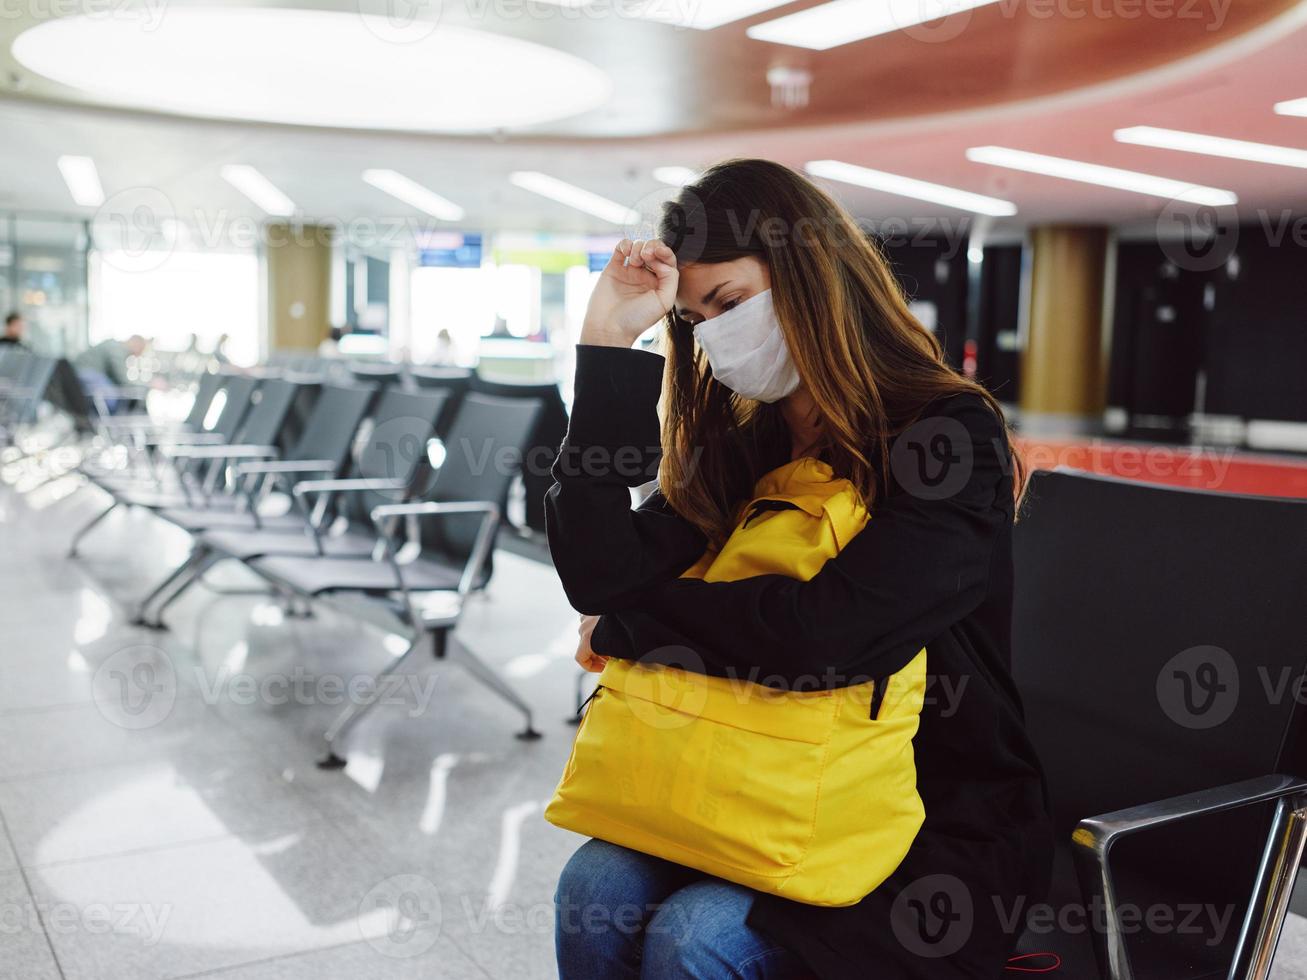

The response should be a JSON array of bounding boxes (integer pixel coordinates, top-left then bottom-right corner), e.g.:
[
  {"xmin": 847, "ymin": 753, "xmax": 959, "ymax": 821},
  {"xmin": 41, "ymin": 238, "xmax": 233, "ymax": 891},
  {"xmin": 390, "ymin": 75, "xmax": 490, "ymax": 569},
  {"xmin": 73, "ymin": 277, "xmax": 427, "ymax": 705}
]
[{"xmin": 691, "ymin": 289, "xmax": 800, "ymax": 403}]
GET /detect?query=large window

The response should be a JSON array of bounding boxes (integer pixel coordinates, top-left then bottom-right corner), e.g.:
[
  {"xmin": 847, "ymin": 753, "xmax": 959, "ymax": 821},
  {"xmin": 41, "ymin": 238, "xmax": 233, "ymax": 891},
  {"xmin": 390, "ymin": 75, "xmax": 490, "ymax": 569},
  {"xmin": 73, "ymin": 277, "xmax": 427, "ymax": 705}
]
[{"xmin": 90, "ymin": 249, "xmax": 260, "ymax": 365}]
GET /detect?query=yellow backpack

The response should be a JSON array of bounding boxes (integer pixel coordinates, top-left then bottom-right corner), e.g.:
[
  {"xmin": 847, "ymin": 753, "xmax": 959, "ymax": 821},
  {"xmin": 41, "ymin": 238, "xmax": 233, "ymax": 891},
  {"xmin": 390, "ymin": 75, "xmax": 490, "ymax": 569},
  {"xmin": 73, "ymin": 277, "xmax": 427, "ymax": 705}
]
[{"xmin": 544, "ymin": 458, "xmax": 927, "ymax": 908}]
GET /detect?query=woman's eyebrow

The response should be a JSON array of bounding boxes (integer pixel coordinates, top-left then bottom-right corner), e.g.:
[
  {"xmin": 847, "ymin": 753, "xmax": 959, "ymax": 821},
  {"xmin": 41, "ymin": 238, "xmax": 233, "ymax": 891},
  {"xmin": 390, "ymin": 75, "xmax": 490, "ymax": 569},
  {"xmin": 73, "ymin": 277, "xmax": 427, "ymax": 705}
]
[{"xmin": 676, "ymin": 281, "xmax": 732, "ymax": 319}]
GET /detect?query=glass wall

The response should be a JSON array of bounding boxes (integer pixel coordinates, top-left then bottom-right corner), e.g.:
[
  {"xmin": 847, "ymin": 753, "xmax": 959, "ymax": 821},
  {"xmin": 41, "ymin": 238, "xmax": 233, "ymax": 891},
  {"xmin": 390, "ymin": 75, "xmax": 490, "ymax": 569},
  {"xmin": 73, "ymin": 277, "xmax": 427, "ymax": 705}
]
[
  {"xmin": 90, "ymin": 248, "xmax": 260, "ymax": 366},
  {"xmin": 1, "ymin": 214, "xmax": 90, "ymax": 355}
]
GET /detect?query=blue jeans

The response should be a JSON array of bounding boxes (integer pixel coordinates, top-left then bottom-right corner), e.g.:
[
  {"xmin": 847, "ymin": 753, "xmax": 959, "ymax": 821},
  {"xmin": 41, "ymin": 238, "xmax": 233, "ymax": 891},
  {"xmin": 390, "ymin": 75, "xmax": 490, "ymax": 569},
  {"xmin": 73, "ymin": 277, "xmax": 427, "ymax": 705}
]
[{"xmin": 554, "ymin": 839, "xmax": 811, "ymax": 980}]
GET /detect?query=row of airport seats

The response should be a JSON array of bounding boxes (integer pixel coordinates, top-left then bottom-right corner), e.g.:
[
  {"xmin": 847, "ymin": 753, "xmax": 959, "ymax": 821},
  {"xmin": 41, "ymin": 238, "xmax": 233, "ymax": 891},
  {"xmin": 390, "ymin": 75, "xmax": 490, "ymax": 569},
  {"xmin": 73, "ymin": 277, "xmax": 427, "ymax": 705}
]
[
  {"xmin": 263, "ymin": 353, "xmax": 569, "ymax": 534},
  {"xmin": 1008, "ymin": 470, "xmax": 1307, "ymax": 977},
  {"xmin": 5, "ymin": 353, "xmax": 551, "ymax": 767}
]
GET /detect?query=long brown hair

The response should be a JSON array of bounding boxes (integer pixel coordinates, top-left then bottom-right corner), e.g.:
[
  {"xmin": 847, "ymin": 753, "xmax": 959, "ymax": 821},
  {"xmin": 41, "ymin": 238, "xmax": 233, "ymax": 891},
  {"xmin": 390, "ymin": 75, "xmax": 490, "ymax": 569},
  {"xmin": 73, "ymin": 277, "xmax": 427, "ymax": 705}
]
[{"xmin": 655, "ymin": 158, "xmax": 1023, "ymax": 546}]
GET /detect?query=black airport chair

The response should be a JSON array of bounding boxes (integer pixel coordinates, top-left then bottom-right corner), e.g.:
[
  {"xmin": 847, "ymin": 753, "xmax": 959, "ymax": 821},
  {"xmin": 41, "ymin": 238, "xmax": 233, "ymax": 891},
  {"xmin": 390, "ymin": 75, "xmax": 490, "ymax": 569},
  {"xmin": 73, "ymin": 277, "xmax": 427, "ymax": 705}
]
[
  {"xmin": 129, "ymin": 382, "xmax": 379, "ymax": 624},
  {"xmin": 68, "ymin": 375, "xmax": 269, "ymax": 556},
  {"xmin": 1010, "ymin": 470, "xmax": 1307, "ymax": 979},
  {"xmin": 135, "ymin": 387, "xmax": 449, "ymax": 628},
  {"xmin": 410, "ymin": 366, "xmax": 472, "ymax": 437},
  {"xmin": 468, "ymin": 375, "xmax": 568, "ymax": 534},
  {"xmin": 246, "ymin": 392, "xmax": 544, "ymax": 763}
]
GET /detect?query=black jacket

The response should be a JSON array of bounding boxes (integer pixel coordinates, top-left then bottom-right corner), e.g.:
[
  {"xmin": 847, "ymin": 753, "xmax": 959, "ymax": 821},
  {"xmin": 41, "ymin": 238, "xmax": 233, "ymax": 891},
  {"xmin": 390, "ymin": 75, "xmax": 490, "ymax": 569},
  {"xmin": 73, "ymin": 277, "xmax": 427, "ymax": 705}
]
[{"xmin": 546, "ymin": 344, "xmax": 1053, "ymax": 979}]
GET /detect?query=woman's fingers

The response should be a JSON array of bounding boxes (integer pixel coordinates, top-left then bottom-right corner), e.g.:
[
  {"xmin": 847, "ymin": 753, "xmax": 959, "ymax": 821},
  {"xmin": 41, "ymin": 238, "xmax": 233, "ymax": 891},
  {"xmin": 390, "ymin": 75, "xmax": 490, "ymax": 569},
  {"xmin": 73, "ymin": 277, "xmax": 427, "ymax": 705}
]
[{"xmin": 576, "ymin": 614, "xmax": 606, "ymax": 672}]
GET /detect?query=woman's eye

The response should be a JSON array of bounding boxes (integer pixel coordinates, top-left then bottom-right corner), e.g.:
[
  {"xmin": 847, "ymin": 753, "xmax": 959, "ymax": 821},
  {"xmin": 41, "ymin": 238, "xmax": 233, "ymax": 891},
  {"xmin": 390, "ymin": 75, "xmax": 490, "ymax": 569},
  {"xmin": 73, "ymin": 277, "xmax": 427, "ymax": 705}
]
[{"xmin": 720, "ymin": 298, "xmax": 739, "ymax": 312}]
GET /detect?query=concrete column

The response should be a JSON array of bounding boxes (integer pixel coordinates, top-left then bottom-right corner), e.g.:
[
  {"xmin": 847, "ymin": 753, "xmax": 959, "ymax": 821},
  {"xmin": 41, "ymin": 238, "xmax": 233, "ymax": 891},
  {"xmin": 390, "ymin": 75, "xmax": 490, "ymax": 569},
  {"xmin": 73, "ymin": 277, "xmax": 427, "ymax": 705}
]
[
  {"xmin": 1020, "ymin": 225, "xmax": 1111, "ymax": 435},
  {"xmin": 264, "ymin": 223, "xmax": 332, "ymax": 352}
]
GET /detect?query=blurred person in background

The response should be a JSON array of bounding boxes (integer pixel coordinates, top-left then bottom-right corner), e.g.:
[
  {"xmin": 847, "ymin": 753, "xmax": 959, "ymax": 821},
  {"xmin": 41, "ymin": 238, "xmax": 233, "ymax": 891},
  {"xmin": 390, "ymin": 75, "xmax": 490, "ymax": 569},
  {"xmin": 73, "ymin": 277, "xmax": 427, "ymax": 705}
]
[
  {"xmin": 1, "ymin": 312, "xmax": 28, "ymax": 348},
  {"xmin": 318, "ymin": 325, "xmax": 345, "ymax": 358},
  {"xmin": 75, "ymin": 335, "xmax": 148, "ymax": 413},
  {"xmin": 430, "ymin": 327, "xmax": 457, "ymax": 365}
]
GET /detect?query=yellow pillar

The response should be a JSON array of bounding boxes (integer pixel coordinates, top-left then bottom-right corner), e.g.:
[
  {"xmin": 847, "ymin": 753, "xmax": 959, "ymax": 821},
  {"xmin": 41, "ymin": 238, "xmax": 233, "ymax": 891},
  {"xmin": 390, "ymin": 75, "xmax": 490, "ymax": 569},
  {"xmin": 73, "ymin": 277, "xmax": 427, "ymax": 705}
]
[
  {"xmin": 264, "ymin": 223, "xmax": 332, "ymax": 352},
  {"xmin": 1020, "ymin": 226, "xmax": 1110, "ymax": 434}
]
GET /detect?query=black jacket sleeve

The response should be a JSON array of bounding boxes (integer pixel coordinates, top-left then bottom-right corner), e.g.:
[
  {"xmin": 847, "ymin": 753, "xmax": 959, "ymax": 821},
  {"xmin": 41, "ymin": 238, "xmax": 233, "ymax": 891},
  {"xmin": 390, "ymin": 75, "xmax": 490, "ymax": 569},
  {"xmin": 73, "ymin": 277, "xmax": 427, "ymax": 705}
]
[
  {"xmin": 544, "ymin": 345, "xmax": 707, "ymax": 614},
  {"xmin": 546, "ymin": 344, "xmax": 1015, "ymax": 688}
]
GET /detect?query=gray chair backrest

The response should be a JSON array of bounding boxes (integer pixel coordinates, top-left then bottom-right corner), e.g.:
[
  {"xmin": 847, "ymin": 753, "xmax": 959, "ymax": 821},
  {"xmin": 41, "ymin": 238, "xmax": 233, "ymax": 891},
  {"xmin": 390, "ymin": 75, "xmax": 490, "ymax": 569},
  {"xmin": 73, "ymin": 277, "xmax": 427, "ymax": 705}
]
[
  {"xmin": 206, "ymin": 375, "xmax": 259, "ymax": 440},
  {"xmin": 343, "ymin": 387, "xmax": 450, "ymax": 526},
  {"xmin": 421, "ymin": 392, "xmax": 542, "ymax": 561},
  {"xmin": 183, "ymin": 372, "xmax": 226, "ymax": 430},
  {"xmin": 0, "ymin": 348, "xmax": 31, "ymax": 381},
  {"xmin": 289, "ymin": 383, "xmax": 377, "ymax": 470},
  {"xmin": 234, "ymin": 378, "xmax": 300, "ymax": 447}
]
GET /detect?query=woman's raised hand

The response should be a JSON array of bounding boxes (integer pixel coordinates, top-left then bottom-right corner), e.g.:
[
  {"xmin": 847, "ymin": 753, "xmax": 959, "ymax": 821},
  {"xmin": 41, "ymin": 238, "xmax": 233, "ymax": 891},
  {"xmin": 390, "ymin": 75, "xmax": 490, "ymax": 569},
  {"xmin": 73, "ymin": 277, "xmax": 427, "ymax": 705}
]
[{"xmin": 579, "ymin": 238, "xmax": 678, "ymax": 348}]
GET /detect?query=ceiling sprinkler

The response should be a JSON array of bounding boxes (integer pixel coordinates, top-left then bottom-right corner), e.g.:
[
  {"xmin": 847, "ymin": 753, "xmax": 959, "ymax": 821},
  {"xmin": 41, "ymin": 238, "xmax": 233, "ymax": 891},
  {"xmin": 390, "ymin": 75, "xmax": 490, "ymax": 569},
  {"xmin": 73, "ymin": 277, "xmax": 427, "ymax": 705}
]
[{"xmin": 767, "ymin": 66, "xmax": 813, "ymax": 110}]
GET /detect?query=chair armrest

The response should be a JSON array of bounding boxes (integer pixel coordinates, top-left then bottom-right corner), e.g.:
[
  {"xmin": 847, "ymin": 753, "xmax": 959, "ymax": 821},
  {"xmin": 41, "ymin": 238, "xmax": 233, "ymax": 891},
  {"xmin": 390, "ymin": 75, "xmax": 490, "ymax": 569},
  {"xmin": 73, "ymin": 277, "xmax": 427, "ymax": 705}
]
[
  {"xmin": 163, "ymin": 444, "xmax": 279, "ymax": 460},
  {"xmin": 1073, "ymin": 774, "xmax": 1307, "ymax": 980},
  {"xmin": 143, "ymin": 431, "xmax": 226, "ymax": 446},
  {"xmin": 292, "ymin": 477, "xmax": 410, "ymax": 498},
  {"xmin": 370, "ymin": 501, "xmax": 501, "ymax": 599},
  {"xmin": 232, "ymin": 459, "xmax": 336, "ymax": 476}
]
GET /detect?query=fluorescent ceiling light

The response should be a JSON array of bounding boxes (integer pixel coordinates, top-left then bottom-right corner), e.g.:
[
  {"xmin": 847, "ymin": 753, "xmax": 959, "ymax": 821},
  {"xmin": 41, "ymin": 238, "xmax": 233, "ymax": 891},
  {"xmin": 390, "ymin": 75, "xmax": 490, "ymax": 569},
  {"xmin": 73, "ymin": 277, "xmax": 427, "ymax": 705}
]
[
  {"xmin": 509, "ymin": 172, "xmax": 639, "ymax": 226},
  {"xmin": 652, "ymin": 166, "xmax": 699, "ymax": 187},
  {"xmin": 806, "ymin": 159, "xmax": 1017, "ymax": 217},
  {"xmin": 965, "ymin": 146, "xmax": 1238, "ymax": 206},
  {"xmin": 1274, "ymin": 97, "xmax": 1307, "ymax": 117},
  {"xmin": 221, "ymin": 165, "xmax": 296, "ymax": 217},
  {"xmin": 531, "ymin": 0, "xmax": 796, "ymax": 29},
  {"xmin": 748, "ymin": 0, "xmax": 1002, "ymax": 49},
  {"xmin": 362, "ymin": 170, "xmax": 464, "ymax": 221},
  {"xmin": 1114, "ymin": 126, "xmax": 1307, "ymax": 169},
  {"xmin": 11, "ymin": 9, "xmax": 610, "ymax": 133},
  {"xmin": 56, "ymin": 155, "xmax": 104, "ymax": 207}
]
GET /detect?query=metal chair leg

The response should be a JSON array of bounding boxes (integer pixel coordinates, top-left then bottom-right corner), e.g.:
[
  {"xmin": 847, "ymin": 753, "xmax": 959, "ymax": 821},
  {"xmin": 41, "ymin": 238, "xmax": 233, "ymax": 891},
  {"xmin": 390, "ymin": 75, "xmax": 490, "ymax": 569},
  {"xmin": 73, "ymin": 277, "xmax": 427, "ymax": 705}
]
[
  {"xmin": 67, "ymin": 498, "xmax": 119, "ymax": 558},
  {"xmin": 133, "ymin": 547, "xmax": 217, "ymax": 628},
  {"xmin": 447, "ymin": 632, "xmax": 541, "ymax": 741},
  {"xmin": 317, "ymin": 630, "xmax": 430, "ymax": 770}
]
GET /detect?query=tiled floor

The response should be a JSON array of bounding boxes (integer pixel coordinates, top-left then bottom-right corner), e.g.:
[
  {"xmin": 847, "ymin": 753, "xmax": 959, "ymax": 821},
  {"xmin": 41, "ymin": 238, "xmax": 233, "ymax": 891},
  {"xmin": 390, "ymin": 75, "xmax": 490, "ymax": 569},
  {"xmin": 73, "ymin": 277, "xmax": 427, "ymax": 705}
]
[
  {"xmin": 2, "ymin": 468, "xmax": 1306, "ymax": 979},
  {"xmin": 0, "ymin": 474, "xmax": 584, "ymax": 979}
]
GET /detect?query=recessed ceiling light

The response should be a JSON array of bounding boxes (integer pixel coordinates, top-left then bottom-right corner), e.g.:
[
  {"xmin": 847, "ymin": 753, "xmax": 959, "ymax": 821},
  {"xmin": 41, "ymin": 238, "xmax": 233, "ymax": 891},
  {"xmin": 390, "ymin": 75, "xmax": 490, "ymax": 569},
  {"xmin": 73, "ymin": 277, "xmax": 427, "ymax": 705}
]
[
  {"xmin": 1114, "ymin": 126, "xmax": 1307, "ymax": 169},
  {"xmin": 362, "ymin": 170, "xmax": 464, "ymax": 221},
  {"xmin": 1274, "ymin": 97, "xmax": 1307, "ymax": 117},
  {"xmin": 11, "ymin": 9, "xmax": 610, "ymax": 133},
  {"xmin": 56, "ymin": 155, "xmax": 104, "ymax": 207},
  {"xmin": 531, "ymin": 0, "xmax": 797, "ymax": 30},
  {"xmin": 965, "ymin": 146, "xmax": 1238, "ymax": 206},
  {"xmin": 748, "ymin": 0, "xmax": 1002, "ymax": 49},
  {"xmin": 221, "ymin": 165, "xmax": 295, "ymax": 217},
  {"xmin": 508, "ymin": 172, "xmax": 639, "ymax": 226},
  {"xmin": 652, "ymin": 167, "xmax": 699, "ymax": 187},
  {"xmin": 806, "ymin": 159, "xmax": 1017, "ymax": 217}
]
